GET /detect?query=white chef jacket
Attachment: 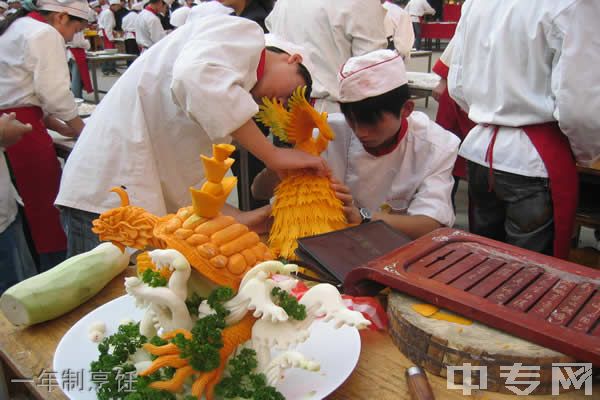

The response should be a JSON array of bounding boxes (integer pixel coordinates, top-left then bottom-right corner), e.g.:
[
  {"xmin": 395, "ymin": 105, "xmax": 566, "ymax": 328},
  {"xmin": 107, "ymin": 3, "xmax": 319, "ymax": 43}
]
[
  {"xmin": 448, "ymin": 0, "xmax": 600, "ymax": 175},
  {"xmin": 383, "ymin": 1, "xmax": 414, "ymax": 59},
  {"xmin": 322, "ymin": 112, "xmax": 460, "ymax": 227},
  {"xmin": 265, "ymin": 0, "xmax": 388, "ymax": 114},
  {"xmin": 404, "ymin": 0, "xmax": 435, "ymax": 23},
  {"xmin": 122, "ymin": 11, "xmax": 138, "ymax": 40},
  {"xmin": 98, "ymin": 8, "xmax": 116, "ymax": 41},
  {"xmin": 0, "ymin": 152, "xmax": 20, "ymax": 233},
  {"xmin": 135, "ymin": 8, "xmax": 166, "ymax": 49},
  {"xmin": 56, "ymin": 13, "xmax": 264, "ymax": 216},
  {"xmin": 0, "ymin": 17, "xmax": 78, "ymax": 121}
]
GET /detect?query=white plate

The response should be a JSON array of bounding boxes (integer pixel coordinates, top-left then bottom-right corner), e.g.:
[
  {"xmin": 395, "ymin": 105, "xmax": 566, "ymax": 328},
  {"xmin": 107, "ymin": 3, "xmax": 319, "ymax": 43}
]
[{"xmin": 53, "ymin": 295, "xmax": 361, "ymax": 400}]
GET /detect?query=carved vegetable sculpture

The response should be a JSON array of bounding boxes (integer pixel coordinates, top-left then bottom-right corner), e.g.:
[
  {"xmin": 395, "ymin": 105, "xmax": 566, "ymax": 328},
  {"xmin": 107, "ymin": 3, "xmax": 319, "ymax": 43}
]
[
  {"xmin": 92, "ymin": 144, "xmax": 273, "ymax": 291},
  {"xmin": 89, "ymin": 143, "xmax": 370, "ymax": 399},
  {"xmin": 256, "ymin": 86, "xmax": 347, "ymax": 259}
]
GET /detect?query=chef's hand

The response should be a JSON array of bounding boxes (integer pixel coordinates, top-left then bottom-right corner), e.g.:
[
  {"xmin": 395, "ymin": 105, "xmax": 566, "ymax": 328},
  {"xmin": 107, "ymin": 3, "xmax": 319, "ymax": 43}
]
[
  {"xmin": 225, "ymin": 204, "xmax": 273, "ymax": 234},
  {"xmin": 266, "ymin": 148, "xmax": 330, "ymax": 179},
  {"xmin": 0, "ymin": 113, "xmax": 32, "ymax": 147},
  {"xmin": 432, "ymin": 78, "xmax": 447, "ymax": 102},
  {"xmin": 330, "ymin": 178, "xmax": 361, "ymax": 224}
]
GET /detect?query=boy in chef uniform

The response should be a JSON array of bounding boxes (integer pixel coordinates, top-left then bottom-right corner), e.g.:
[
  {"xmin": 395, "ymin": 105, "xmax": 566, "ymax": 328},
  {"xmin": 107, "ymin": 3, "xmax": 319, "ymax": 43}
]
[
  {"xmin": 448, "ymin": 0, "xmax": 600, "ymax": 258},
  {"xmin": 56, "ymin": 8, "xmax": 326, "ymax": 256},
  {"xmin": 135, "ymin": 0, "xmax": 166, "ymax": 50},
  {"xmin": 253, "ymin": 49, "xmax": 460, "ymax": 239}
]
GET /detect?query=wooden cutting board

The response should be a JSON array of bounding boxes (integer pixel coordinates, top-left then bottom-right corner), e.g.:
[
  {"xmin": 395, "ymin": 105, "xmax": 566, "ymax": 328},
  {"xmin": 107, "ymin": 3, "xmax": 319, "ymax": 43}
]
[
  {"xmin": 388, "ymin": 291, "xmax": 575, "ymax": 395},
  {"xmin": 344, "ymin": 228, "xmax": 600, "ymax": 365}
]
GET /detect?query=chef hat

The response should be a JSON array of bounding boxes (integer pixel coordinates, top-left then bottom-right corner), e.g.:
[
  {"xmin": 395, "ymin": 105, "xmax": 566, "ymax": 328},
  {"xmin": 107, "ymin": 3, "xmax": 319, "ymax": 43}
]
[
  {"xmin": 37, "ymin": 0, "xmax": 91, "ymax": 19},
  {"xmin": 108, "ymin": 0, "xmax": 120, "ymax": 5},
  {"xmin": 163, "ymin": 0, "xmax": 174, "ymax": 6},
  {"xmin": 338, "ymin": 49, "xmax": 408, "ymax": 103},
  {"xmin": 7, "ymin": 0, "xmax": 19, "ymax": 3},
  {"xmin": 0, "ymin": 1, "xmax": 8, "ymax": 7},
  {"xmin": 89, "ymin": 0, "xmax": 99, "ymax": 6},
  {"xmin": 131, "ymin": 0, "xmax": 142, "ymax": 10},
  {"xmin": 264, "ymin": 33, "xmax": 315, "ymax": 79}
]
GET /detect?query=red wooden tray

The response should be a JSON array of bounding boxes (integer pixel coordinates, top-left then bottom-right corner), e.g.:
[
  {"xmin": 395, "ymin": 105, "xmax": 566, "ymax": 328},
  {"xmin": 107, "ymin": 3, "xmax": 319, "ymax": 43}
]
[{"xmin": 344, "ymin": 228, "xmax": 600, "ymax": 365}]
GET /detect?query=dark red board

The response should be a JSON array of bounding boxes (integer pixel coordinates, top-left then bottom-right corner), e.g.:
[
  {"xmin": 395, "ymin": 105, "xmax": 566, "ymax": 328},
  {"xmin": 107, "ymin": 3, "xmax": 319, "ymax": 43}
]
[{"xmin": 344, "ymin": 228, "xmax": 600, "ymax": 365}]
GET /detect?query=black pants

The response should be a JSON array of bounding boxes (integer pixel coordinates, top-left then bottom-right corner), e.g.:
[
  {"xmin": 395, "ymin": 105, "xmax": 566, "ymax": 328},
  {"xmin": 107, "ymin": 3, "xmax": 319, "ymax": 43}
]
[
  {"xmin": 412, "ymin": 22, "xmax": 422, "ymax": 50},
  {"xmin": 467, "ymin": 162, "xmax": 554, "ymax": 256},
  {"xmin": 124, "ymin": 38, "xmax": 140, "ymax": 66}
]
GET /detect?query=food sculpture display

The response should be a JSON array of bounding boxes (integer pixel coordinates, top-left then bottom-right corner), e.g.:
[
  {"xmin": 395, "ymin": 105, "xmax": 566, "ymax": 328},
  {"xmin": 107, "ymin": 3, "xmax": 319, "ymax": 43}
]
[
  {"xmin": 256, "ymin": 87, "xmax": 347, "ymax": 259},
  {"xmin": 86, "ymin": 144, "xmax": 371, "ymax": 399}
]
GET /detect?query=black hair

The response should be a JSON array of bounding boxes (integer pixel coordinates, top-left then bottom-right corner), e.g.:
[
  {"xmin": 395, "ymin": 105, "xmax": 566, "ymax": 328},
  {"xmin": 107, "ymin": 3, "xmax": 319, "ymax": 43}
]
[
  {"xmin": 265, "ymin": 45, "xmax": 313, "ymax": 100},
  {"xmin": 0, "ymin": 5, "xmax": 87, "ymax": 35},
  {"xmin": 339, "ymin": 84, "xmax": 410, "ymax": 126}
]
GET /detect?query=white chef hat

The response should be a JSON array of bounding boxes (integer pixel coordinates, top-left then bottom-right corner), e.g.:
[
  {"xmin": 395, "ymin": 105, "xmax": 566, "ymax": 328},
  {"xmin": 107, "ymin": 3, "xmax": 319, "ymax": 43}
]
[
  {"xmin": 37, "ymin": 0, "xmax": 91, "ymax": 19},
  {"xmin": 131, "ymin": 0, "xmax": 142, "ymax": 10},
  {"xmin": 7, "ymin": 0, "xmax": 19, "ymax": 3},
  {"xmin": 338, "ymin": 49, "xmax": 408, "ymax": 103},
  {"xmin": 89, "ymin": 0, "xmax": 99, "ymax": 6},
  {"xmin": 264, "ymin": 33, "xmax": 315, "ymax": 80},
  {"xmin": 163, "ymin": 0, "xmax": 174, "ymax": 6},
  {"xmin": 0, "ymin": 1, "xmax": 9, "ymax": 8},
  {"xmin": 108, "ymin": 0, "xmax": 120, "ymax": 5}
]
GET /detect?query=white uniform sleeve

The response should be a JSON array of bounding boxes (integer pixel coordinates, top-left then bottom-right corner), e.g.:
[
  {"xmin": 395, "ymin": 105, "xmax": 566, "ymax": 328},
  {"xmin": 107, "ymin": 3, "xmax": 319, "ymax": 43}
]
[
  {"xmin": 68, "ymin": 31, "xmax": 91, "ymax": 50},
  {"xmin": 346, "ymin": 0, "xmax": 388, "ymax": 57},
  {"xmin": 26, "ymin": 29, "xmax": 78, "ymax": 121},
  {"xmin": 407, "ymin": 126, "xmax": 459, "ymax": 227},
  {"xmin": 393, "ymin": 8, "xmax": 414, "ymax": 59},
  {"xmin": 422, "ymin": 0, "xmax": 435, "ymax": 16},
  {"xmin": 439, "ymin": 36, "xmax": 454, "ymax": 67},
  {"xmin": 170, "ymin": 46, "xmax": 259, "ymax": 141},
  {"xmin": 551, "ymin": 0, "xmax": 600, "ymax": 167},
  {"xmin": 149, "ymin": 15, "xmax": 166, "ymax": 45}
]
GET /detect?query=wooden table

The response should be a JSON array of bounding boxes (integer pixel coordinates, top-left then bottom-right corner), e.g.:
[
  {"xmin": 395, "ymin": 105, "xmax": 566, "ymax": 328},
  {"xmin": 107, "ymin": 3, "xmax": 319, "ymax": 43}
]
[
  {"xmin": 86, "ymin": 53, "xmax": 137, "ymax": 104},
  {"xmin": 0, "ymin": 267, "xmax": 595, "ymax": 399}
]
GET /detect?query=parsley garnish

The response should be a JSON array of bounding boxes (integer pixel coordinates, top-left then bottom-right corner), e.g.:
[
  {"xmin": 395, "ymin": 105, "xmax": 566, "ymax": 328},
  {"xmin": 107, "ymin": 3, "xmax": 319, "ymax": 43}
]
[
  {"xmin": 271, "ymin": 287, "xmax": 306, "ymax": 320},
  {"xmin": 141, "ymin": 268, "xmax": 168, "ymax": 287},
  {"xmin": 215, "ymin": 348, "xmax": 285, "ymax": 400}
]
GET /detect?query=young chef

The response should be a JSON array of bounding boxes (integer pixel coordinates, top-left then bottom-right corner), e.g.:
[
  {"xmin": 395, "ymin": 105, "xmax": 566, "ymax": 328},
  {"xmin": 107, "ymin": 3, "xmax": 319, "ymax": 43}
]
[
  {"xmin": 56, "ymin": 8, "xmax": 326, "ymax": 256},
  {"xmin": 121, "ymin": 1, "xmax": 141, "ymax": 57},
  {"xmin": 448, "ymin": 0, "xmax": 600, "ymax": 258},
  {"xmin": 381, "ymin": 0, "xmax": 414, "ymax": 59},
  {"xmin": 404, "ymin": 0, "xmax": 435, "ymax": 50},
  {"xmin": 97, "ymin": 0, "xmax": 121, "ymax": 75},
  {"xmin": 265, "ymin": 0, "xmax": 388, "ymax": 114},
  {"xmin": 135, "ymin": 0, "xmax": 166, "ymax": 50},
  {"xmin": 0, "ymin": 0, "xmax": 88, "ymax": 270},
  {"xmin": 253, "ymin": 50, "xmax": 460, "ymax": 239}
]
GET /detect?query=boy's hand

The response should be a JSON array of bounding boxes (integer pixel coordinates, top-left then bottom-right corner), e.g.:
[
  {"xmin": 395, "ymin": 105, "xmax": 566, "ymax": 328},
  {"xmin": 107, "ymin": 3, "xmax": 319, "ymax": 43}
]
[
  {"xmin": 231, "ymin": 204, "xmax": 273, "ymax": 235},
  {"xmin": 432, "ymin": 78, "xmax": 447, "ymax": 102},
  {"xmin": 330, "ymin": 178, "xmax": 361, "ymax": 224},
  {"xmin": 0, "ymin": 113, "xmax": 32, "ymax": 147},
  {"xmin": 266, "ymin": 148, "xmax": 329, "ymax": 178}
]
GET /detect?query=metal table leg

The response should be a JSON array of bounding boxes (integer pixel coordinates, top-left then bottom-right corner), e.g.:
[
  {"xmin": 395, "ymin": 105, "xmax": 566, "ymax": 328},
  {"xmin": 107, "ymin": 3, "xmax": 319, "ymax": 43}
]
[
  {"xmin": 238, "ymin": 147, "xmax": 251, "ymax": 211},
  {"xmin": 89, "ymin": 60, "xmax": 100, "ymax": 104}
]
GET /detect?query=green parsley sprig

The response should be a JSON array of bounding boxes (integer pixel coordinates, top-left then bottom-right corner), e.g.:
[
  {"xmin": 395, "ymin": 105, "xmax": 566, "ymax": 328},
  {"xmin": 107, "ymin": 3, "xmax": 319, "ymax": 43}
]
[
  {"xmin": 141, "ymin": 269, "xmax": 168, "ymax": 287},
  {"xmin": 271, "ymin": 287, "xmax": 306, "ymax": 320},
  {"xmin": 215, "ymin": 348, "xmax": 285, "ymax": 400}
]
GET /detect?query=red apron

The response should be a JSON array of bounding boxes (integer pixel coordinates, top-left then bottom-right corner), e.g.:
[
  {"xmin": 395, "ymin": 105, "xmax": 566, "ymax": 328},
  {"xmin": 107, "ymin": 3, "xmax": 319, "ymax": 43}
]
[
  {"xmin": 432, "ymin": 59, "xmax": 476, "ymax": 179},
  {"xmin": 68, "ymin": 48, "xmax": 93, "ymax": 93},
  {"xmin": 484, "ymin": 123, "xmax": 578, "ymax": 260},
  {"xmin": 101, "ymin": 28, "xmax": 116, "ymax": 49},
  {"xmin": 2, "ymin": 107, "xmax": 67, "ymax": 254}
]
